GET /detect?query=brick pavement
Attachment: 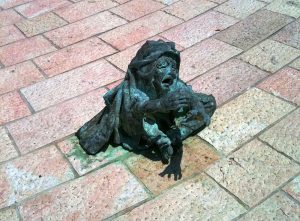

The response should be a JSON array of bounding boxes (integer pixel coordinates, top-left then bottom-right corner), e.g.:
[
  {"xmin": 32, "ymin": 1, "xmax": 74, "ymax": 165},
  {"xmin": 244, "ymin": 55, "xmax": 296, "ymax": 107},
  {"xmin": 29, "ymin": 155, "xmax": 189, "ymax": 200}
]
[{"xmin": 0, "ymin": 0, "xmax": 299, "ymax": 220}]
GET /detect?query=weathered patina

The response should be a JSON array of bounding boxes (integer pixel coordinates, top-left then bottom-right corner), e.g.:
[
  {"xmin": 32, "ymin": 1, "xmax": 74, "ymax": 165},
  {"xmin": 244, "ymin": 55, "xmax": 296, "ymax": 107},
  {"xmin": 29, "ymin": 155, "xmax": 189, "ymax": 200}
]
[{"xmin": 76, "ymin": 40, "xmax": 216, "ymax": 162}]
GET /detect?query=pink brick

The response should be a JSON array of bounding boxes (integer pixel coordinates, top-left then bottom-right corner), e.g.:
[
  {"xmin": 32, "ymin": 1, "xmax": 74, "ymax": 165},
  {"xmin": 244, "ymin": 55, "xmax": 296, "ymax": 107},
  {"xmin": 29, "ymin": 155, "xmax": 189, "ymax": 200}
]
[
  {"xmin": 0, "ymin": 0, "xmax": 32, "ymax": 9},
  {"xmin": 44, "ymin": 11, "xmax": 127, "ymax": 48},
  {"xmin": 100, "ymin": 11, "xmax": 182, "ymax": 50},
  {"xmin": 7, "ymin": 88, "xmax": 107, "ymax": 154},
  {"xmin": 0, "ymin": 146, "xmax": 75, "ymax": 208},
  {"xmin": 258, "ymin": 67, "xmax": 300, "ymax": 105},
  {"xmin": 55, "ymin": 0, "xmax": 117, "ymax": 22},
  {"xmin": 0, "ymin": 61, "xmax": 43, "ymax": 94},
  {"xmin": 190, "ymin": 59, "xmax": 269, "ymax": 105},
  {"xmin": 180, "ymin": 38, "xmax": 242, "ymax": 81},
  {"xmin": 0, "ymin": 36, "xmax": 56, "ymax": 66},
  {"xmin": 0, "ymin": 9, "xmax": 22, "ymax": 27},
  {"xmin": 0, "ymin": 126, "xmax": 18, "ymax": 163},
  {"xmin": 110, "ymin": 0, "xmax": 164, "ymax": 21},
  {"xmin": 106, "ymin": 35, "xmax": 184, "ymax": 71},
  {"xmin": 22, "ymin": 60, "xmax": 124, "ymax": 111},
  {"xmin": 0, "ymin": 91, "xmax": 31, "ymax": 125},
  {"xmin": 272, "ymin": 19, "xmax": 300, "ymax": 49},
  {"xmin": 19, "ymin": 163, "xmax": 148, "ymax": 220},
  {"xmin": 34, "ymin": 37, "xmax": 116, "ymax": 77},
  {"xmin": 0, "ymin": 25, "xmax": 25, "ymax": 46},
  {"xmin": 161, "ymin": 10, "xmax": 237, "ymax": 48},
  {"xmin": 164, "ymin": 0, "xmax": 217, "ymax": 21},
  {"xmin": 15, "ymin": 0, "xmax": 71, "ymax": 18}
]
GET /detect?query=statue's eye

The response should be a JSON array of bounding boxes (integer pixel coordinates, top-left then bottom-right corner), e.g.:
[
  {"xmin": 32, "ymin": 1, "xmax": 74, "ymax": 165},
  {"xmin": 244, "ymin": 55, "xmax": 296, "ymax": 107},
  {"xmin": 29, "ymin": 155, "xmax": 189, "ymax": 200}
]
[
  {"xmin": 157, "ymin": 60, "xmax": 168, "ymax": 68},
  {"xmin": 171, "ymin": 63, "xmax": 176, "ymax": 70}
]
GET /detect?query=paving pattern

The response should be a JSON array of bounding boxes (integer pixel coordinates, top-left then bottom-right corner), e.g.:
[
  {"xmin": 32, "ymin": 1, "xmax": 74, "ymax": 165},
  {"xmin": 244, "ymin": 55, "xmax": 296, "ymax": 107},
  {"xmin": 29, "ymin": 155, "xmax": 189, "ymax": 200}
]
[{"xmin": 0, "ymin": 0, "xmax": 299, "ymax": 220}]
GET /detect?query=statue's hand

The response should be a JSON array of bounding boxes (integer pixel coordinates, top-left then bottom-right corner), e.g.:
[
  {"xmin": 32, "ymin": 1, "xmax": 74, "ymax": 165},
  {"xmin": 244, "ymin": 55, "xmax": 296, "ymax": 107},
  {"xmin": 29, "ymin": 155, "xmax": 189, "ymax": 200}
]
[
  {"xmin": 203, "ymin": 113, "xmax": 211, "ymax": 126},
  {"xmin": 185, "ymin": 109, "xmax": 211, "ymax": 126},
  {"xmin": 159, "ymin": 92, "xmax": 189, "ymax": 111}
]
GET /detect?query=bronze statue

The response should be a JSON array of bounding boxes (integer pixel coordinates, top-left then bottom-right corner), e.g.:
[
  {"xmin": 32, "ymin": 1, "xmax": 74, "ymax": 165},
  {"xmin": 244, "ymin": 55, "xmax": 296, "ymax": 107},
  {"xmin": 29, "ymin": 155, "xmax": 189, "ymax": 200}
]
[{"xmin": 76, "ymin": 40, "xmax": 216, "ymax": 162}]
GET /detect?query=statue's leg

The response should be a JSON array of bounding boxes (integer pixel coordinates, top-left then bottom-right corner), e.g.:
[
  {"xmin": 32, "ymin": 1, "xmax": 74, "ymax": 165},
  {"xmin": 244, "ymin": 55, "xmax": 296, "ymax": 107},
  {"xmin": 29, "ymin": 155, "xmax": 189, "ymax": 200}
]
[{"xmin": 142, "ymin": 117, "xmax": 173, "ymax": 161}]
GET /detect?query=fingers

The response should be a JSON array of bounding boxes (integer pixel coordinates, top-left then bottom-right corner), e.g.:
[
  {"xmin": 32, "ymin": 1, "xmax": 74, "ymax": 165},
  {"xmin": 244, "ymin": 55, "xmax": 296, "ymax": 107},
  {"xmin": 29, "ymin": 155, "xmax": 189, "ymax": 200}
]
[
  {"xmin": 170, "ymin": 100, "xmax": 189, "ymax": 109},
  {"xmin": 171, "ymin": 93, "xmax": 189, "ymax": 101},
  {"xmin": 203, "ymin": 114, "xmax": 211, "ymax": 126}
]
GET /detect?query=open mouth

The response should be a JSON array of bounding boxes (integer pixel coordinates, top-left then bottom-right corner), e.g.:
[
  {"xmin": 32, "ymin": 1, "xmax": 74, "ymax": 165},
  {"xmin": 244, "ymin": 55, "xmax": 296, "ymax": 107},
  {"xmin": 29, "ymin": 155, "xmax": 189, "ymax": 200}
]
[{"xmin": 161, "ymin": 76, "xmax": 173, "ymax": 87}]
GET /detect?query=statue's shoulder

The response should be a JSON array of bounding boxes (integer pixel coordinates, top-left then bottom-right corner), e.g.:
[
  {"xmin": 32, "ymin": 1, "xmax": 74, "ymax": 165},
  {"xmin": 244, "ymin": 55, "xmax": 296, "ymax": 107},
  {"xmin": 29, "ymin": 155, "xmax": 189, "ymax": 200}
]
[
  {"xmin": 171, "ymin": 79, "xmax": 193, "ymax": 92},
  {"xmin": 130, "ymin": 87, "xmax": 150, "ymax": 102}
]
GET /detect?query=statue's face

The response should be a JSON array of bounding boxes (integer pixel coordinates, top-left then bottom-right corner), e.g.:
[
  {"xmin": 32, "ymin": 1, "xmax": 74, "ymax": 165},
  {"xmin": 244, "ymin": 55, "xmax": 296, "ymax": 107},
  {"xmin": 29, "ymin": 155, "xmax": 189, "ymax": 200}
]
[{"xmin": 153, "ymin": 56, "xmax": 178, "ymax": 91}]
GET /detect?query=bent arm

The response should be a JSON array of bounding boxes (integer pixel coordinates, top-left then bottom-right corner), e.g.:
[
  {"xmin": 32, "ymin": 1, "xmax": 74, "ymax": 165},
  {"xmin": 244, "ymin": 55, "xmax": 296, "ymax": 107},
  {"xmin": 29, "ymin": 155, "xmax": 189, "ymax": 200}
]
[{"xmin": 134, "ymin": 99, "xmax": 163, "ymax": 113}]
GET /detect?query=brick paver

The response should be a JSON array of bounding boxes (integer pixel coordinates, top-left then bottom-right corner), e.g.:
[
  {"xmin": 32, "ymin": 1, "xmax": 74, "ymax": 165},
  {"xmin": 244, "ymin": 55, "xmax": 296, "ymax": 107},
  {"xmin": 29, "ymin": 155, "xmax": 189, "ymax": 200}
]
[
  {"xmin": 15, "ymin": 0, "xmax": 71, "ymax": 18},
  {"xmin": 239, "ymin": 39, "xmax": 300, "ymax": 73},
  {"xmin": 55, "ymin": 0, "xmax": 117, "ymax": 22},
  {"xmin": 291, "ymin": 57, "xmax": 300, "ymax": 70},
  {"xmin": 116, "ymin": 175, "xmax": 246, "ymax": 220},
  {"xmin": 215, "ymin": 0, "xmax": 266, "ymax": 19},
  {"xmin": 1, "ymin": 0, "xmax": 299, "ymax": 220},
  {"xmin": 259, "ymin": 108, "xmax": 300, "ymax": 162},
  {"xmin": 0, "ymin": 145, "xmax": 75, "ymax": 208},
  {"xmin": 163, "ymin": 0, "xmax": 217, "ymax": 21},
  {"xmin": 22, "ymin": 59, "xmax": 123, "ymax": 111},
  {"xmin": 266, "ymin": 0, "xmax": 300, "ymax": 18},
  {"xmin": 284, "ymin": 175, "xmax": 300, "ymax": 202},
  {"xmin": 239, "ymin": 192, "xmax": 300, "ymax": 220},
  {"xmin": 45, "ymin": 11, "xmax": 127, "ymax": 48},
  {"xmin": 125, "ymin": 136, "xmax": 219, "ymax": 195},
  {"xmin": 180, "ymin": 38, "xmax": 242, "ymax": 82},
  {"xmin": 58, "ymin": 136, "xmax": 128, "ymax": 176},
  {"xmin": 0, "ymin": 35, "xmax": 56, "ymax": 66},
  {"xmin": 0, "ymin": 91, "xmax": 31, "ymax": 125},
  {"xmin": 0, "ymin": 61, "xmax": 43, "ymax": 94},
  {"xmin": 110, "ymin": 0, "xmax": 164, "ymax": 21},
  {"xmin": 258, "ymin": 67, "xmax": 300, "ymax": 105},
  {"xmin": 0, "ymin": 126, "xmax": 18, "ymax": 163},
  {"xmin": 272, "ymin": 19, "xmax": 300, "ymax": 49},
  {"xmin": 0, "ymin": 9, "xmax": 23, "ymax": 27},
  {"xmin": 207, "ymin": 139, "xmax": 300, "ymax": 206},
  {"xmin": 199, "ymin": 88, "xmax": 295, "ymax": 154},
  {"xmin": 215, "ymin": 10, "xmax": 293, "ymax": 50},
  {"xmin": 34, "ymin": 37, "xmax": 116, "ymax": 77},
  {"xmin": 0, "ymin": 0, "xmax": 32, "ymax": 9},
  {"xmin": 0, "ymin": 25, "xmax": 25, "ymax": 46},
  {"xmin": 161, "ymin": 10, "xmax": 237, "ymax": 48},
  {"xmin": 19, "ymin": 163, "xmax": 148, "ymax": 220},
  {"xmin": 16, "ymin": 12, "xmax": 67, "ymax": 37},
  {"xmin": 0, "ymin": 207, "xmax": 19, "ymax": 221},
  {"xmin": 7, "ymin": 88, "xmax": 106, "ymax": 154},
  {"xmin": 190, "ymin": 59, "xmax": 269, "ymax": 105},
  {"xmin": 99, "ymin": 11, "xmax": 182, "ymax": 50}
]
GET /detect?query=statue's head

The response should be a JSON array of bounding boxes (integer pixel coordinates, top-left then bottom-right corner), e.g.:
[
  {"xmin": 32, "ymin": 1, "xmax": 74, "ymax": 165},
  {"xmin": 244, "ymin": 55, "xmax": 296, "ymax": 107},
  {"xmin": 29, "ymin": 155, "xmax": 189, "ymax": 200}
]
[
  {"xmin": 127, "ymin": 40, "xmax": 180, "ymax": 92},
  {"xmin": 152, "ymin": 55, "xmax": 178, "ymax": 90}
]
